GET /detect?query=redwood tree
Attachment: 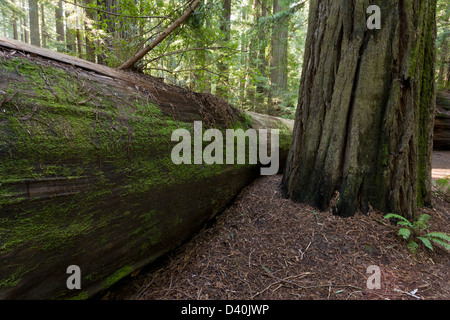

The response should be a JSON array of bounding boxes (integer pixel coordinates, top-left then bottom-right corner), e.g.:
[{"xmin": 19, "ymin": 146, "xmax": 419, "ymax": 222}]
[
  {"xmin": 269, "ymin": 0, "xmax": 289, "ymax": 105},
  {"xmin": 282, "ymin": 0, "xmax": 437, "ymax": 219},
  {"xmin": 28, "ymin": 0, "xmax": 40, "ymax": 46}
]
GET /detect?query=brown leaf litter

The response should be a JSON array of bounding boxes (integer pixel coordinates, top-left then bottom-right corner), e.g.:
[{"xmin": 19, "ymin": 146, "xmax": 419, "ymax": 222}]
[{"xmin": 103, "ymin": 174, "xmax": 449, "ymax": 300}]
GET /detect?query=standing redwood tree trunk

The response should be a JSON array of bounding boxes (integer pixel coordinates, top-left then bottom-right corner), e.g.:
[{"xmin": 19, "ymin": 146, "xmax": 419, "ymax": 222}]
[{"xmin": 282, "ymin": 0, "xmax": 437, "ymax": 220}]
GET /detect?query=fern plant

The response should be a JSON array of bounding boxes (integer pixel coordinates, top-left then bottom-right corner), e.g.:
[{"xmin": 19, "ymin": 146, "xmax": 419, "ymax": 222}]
[{"xmin": 384, "ymin": 213, "xmax": 450, "ymax": 254}]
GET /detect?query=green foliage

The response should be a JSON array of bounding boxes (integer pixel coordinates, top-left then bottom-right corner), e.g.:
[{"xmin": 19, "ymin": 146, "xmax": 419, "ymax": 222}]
[
  {"xmin": 436, "ymin": 0, "xmax": 450, "ymax": 89},
  {"xmin": 384, "ymin": 213, "xmax": 450, "ymax": 254},
  {"xmin": 434, "ymin": 176, "xmax": 450, "ymax": 191},
  {"xmin": 432, "ymin": 176, "xmax": 450, "ymax": 201},
  {"xmin": 0, "ymin": 0, "xmax": 309, "ymax": 118}
]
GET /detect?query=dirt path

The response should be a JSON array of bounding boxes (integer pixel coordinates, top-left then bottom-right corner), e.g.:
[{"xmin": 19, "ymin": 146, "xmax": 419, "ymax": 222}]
[
  {"xmin": 433, "ymin": 151, "xmax": 450, "ymax": 180},
  {"xmin": 103, "ymin": 153, "xmax": 450, "ymax": 301}
]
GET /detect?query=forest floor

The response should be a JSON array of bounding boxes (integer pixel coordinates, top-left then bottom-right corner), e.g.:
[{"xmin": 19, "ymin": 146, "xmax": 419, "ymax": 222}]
[{"xmin": 103, "ymin": 152, "xmax": 450, "ymax": 301}]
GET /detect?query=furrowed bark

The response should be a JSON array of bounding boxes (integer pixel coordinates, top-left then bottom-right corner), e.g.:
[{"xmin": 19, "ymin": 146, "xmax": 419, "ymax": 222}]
[{"xmin": 282, "ymin": 0, "xmax": 437, "ymax": 219}]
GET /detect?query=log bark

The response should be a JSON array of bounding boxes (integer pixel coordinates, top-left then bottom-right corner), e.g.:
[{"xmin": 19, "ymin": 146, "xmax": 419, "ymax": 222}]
[
  {"xmin": 282, "ymin": 0, "xmax": 437, "ymax": 219},
  {"xmin": 0, "ymin": 38, "xmax": 292, "ymax": 299},
  {"xmin": 434, "ymin": 92, "xmax": 450, "ymax": 150}
]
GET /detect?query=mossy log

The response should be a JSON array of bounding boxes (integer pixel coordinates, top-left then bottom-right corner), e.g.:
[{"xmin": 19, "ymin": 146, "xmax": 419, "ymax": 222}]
[
  {"xmin": 0, "ymin": 39, "xmax": 293, "ymax": 299},
  {"xmin": 434, "ymin": 115, "xmax": 450, "ymax": 150},
  {"xmin": 434, "ymin": 92, "xmax": 450, "ymax": 150}
]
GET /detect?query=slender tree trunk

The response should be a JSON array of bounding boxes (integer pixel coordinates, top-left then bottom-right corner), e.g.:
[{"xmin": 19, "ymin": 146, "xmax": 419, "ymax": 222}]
[
  {"xmin": 282, "ymin": 0, "xmax": 437, "ymax": 220},
  {"xmin": 74, "ymin": 0, "xmax": 83, "ymax": 58},
  {"xmin": 55, "ymin": 0, "xmax": 65, "ymax": 52},
  {"xmin": 11, "ymin": 0, "xmax": 19, "ymax": 40},
  {"xmin": 256, "ymin": 0, "xmax": 268, "ymax": 108},
  {"xmin": 22, "ymin": 0, "xmax": 29, "ymax": 44},
  {"xmin": 245, "ymin": 0, "xmax": 259, "ymax": 107},
  {"xmin": 12, "ymin": 18, "xmax": 18, "ymax": 41},
  {"xmin": 139, "ymin": 0, "xmax": 144, "ymax": 37},
  {"xmin": 40, "ymin": 3, "xmax": 47, "ymax": 48},
  {"xmin": 438, "ymin": 37, "xmax": 448, "ymax": 88},
  {"xmin": 216, "ymin": 0, "xmax": 232, "ymax": 98},
  {"xmin": 269, "ymin": 0, "xmax": 289, "ymax": 112},
  {"xmin": 83, "ymin": 0, "xmax": 96, "ymax": 62},
  {"xmin": 28, "ymin": 0, "xmax": 40, "ymax": 47},
  {"xmin": 446, "ymin": 62, "xmax": 450, "ymax": 90},
  {"xmin": 65, "ymin": 3, "xmax": 76, "ymax": 53},
  {"xmin": 239, "ymin": 2, "xmax": 249, "ymax": 107}
]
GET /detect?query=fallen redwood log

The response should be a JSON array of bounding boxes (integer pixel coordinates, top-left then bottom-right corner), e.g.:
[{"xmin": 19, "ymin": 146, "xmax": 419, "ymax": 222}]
[
  {"xmin": 0, "ymin": 38, "xmax": 293, "ymax": 299},
  {"xmin": 434, "ymin": 115, "xmax": 450, "ymax": 150},
  {"xmin": 434, "ymin": 92, "xmax": 450, "ymax": 150}
]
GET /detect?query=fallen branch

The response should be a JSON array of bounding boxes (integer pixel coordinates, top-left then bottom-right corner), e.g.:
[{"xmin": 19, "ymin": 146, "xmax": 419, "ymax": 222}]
[
  {"xmin": 393, "ymin": 288, "xmax": 421, "ymax": 300},
  {"xmin": 0, "ymin": 90, "xmax": 17, "ymax": 108},
  {"xmin": 118, "ymin": 0, "xmax": 201, "ymax": 70},
  {"xmin": 251, "ymin": 272, "xmax": 314, "ymax": 299}
]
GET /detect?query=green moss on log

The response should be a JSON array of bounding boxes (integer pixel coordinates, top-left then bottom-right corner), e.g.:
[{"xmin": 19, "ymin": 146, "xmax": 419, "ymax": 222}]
[{"xmin": 0, "ymin": 54, "xmax": 291, "ymax": 299}]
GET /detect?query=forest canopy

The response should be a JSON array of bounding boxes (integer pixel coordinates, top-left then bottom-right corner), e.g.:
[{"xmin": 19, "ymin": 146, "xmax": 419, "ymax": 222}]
[{"xmin": 0, "ymin": 0, "xmax": 448, "ymax": 119}]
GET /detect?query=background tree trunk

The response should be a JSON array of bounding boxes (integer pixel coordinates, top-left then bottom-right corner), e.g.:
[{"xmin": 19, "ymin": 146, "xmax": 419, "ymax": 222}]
[
  {"xmin": 28, "ymin": 0, "xmax": 40, "ymax": 46},
  {"xmin": 447, "ymin": 63, "xmax": 450, "ymax": 90},
  {"xmin": 216, "ymin": 0, "xmax": 232, "ymax": 98},
  {"xmin": 282, "ymin": 0, "xmax": 437, "ymax": 220},
  {"xmin": 11, "ymin": 0, "xmax": 18, "ymax": 40},
  {"xmin": 438, "ymin": 38, "xmax": 447, "ymax": 81},
  {"xmin": 256, "ymin": 0, "xmax": 269, "ymax": 108},
  {"xmin": 239, "ymin": 1, "xmax": 249, "ymax": 107},
  {"xmin": 55, "ymin": 0, "xmax": 65, "ymax": 52},
  {"xmin": 21, "ymin": 0, "xmax": 29, "ymax": 43},
  {"xmin": 40, "ymin": 3, "xmax": 47, "ymax": 48},
  {"xmin": 245, "ymin": 0, "xmax": 259, "ymax": 106},
  {"xmin": 84, "ymin": 0, "xmax": 96, "ymax": 62},
  {"xmin": 65, "ymin": 3, "xmax": 76, "ymax": 53},
  {"xmin": 269, "ymin": 0, "xmax": 289, "ymax": 112}
]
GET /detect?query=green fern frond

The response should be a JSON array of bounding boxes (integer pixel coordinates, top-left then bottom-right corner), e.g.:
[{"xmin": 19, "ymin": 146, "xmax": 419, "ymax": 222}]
[
  {"xmin": 414, "ymin": 214, "xmax": 431, "ymax": 231},
  {"xmin": 426, "ymin": 232, "xmax": 450, "ymax": 242},
  {"xmin": 384, "ymin": 213, "xmax": 413, "ymax": 227},
  {"xmin": 398, "ymin": 228, "xmax": 411, "ymax": 240},
  {"xmin": 429, "ymin": 238, "xmax": 450, "ymax": 251},
  {"xmin": 407, "ymin": 240, "xmax": 419, "ymax": 254},
  {"xmin": 418, "ymin": 237, "xmax": 433, "ymax": 251},
  {"xmin": 417, "ymin": 214, "xmax": 431, "ymax": 223},
  {"xmin": 426, "ymin": 233, "xmax": 450, "ymax": 251}
]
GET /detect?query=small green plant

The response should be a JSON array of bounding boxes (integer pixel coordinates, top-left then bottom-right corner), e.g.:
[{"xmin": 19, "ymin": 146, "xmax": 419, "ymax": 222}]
[
  {"xmin": 384, "ymin": 213, "xmax": 450, "ymax": 254},
  {"xmin": 432, "ymin": 176, "xmax": 450, "ymax": 200}
]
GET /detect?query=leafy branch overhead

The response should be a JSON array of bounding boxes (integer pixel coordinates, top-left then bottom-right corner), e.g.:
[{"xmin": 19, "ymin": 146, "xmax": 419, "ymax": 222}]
[
  {"xmin": 2, "ymin": 0, "xmax": 445, "ymax": 113},
  {"xmin": 118, "ymin": 0, "xmax": 201, "ymax": 70}
]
